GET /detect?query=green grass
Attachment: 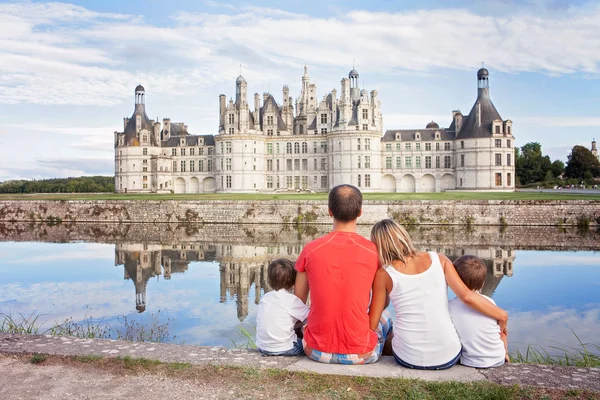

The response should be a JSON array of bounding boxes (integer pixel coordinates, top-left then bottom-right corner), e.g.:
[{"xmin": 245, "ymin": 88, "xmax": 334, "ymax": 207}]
[
  {"xmin": 0, "ymin": 313, "xmax": 42, "ymax": 334},
  {"xmin": 1, "ymin": 191, "xmax": 600, "ymax": 201},
  {"xmin": 118, "ymin": 355, "xmax": 162, "ymax": 369},
  {"xmin": 72, "ymin": 355, "xmax": 103, "ymax": 363},
  {"xmin": 510, "ymin": 331, "xmax": 600, "ymax": 368},
  {"xmin": 56, "ymin": 357, "xmax": 600, "ymax": 399},
  {"xmin": 29, "ymin": 354, "xmax": 47, "ymax": 364},
  {"xmin": 1, "ymin": 311, "xmax": 178, "ymax": 344}
]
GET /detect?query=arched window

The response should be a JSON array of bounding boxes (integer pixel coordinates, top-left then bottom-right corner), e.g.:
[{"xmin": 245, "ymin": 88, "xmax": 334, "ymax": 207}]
[
  {"xmin": 302, "ymin": 142, "xmax": 308, "ymax": 154},
  {"xmin": 286, "ymin": 142, "xmax": 292, "ymax": 154},
  {"xmin": 294, "ymin": 142, "xmax": 300, "ymax": 154},
  {"xmin": 299, "ymin": 125, "xmax": 304, "ymax": 134}
]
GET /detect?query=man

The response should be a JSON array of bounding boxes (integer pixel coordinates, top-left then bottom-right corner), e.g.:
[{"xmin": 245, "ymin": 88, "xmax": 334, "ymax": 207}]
[{"xmin": 294, "ymin": 184, "xmax": 392, "ymax": 364}]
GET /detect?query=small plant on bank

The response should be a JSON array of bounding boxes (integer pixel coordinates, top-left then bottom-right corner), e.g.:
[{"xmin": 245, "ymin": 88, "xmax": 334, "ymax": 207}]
[
  {"xmin": 231, "ymin": 325, "xmax": 257, "ymax": 349},
  {"xmin": 49, "ymin": 315, "xmax": 111, "ymax": 339},
  {"xmin": 577, "ymin": 214, "xmax": 590, "ymax": 229},
  {"xmin": 3, "ymin": 309, "xmax": 178, "ymax": 344},
  {"xmin": 29, "ymin": 354, "xmax": 47, "ymax": 364},
  {"xmin": 510, "ymin": 330, "xmax": 600, "ymax": 368},
  {"xmin": 499, "ymin": 216, "xmax": 508, "ymax": 227},
  {"xmin": 0, "ymin": 313, "xmax": 42, "ymax": 334},
  {"xmin": 116, "ymin": 311, "xmax": 177, "ymax": 343}
]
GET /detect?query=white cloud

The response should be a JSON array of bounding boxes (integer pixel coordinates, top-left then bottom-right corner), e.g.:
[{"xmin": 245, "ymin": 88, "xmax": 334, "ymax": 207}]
[
  {"xmin": 521, "ymin": 116, "xmax": 600, "ymax": 127},
  {"xmin": 385, "ymin": 114, "xmax": 451, "ymax": 129},
  {"xmin": 1, "ymin": 2, "xmax": 600, "ymax": 107},
  {"xmin": 509, "ymin": 307, "xmax": 600, "ymax": 356}
]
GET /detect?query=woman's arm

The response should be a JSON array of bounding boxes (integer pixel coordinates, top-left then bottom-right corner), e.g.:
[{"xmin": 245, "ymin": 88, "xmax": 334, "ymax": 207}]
[
  {"xmin": 440, "ymin": 254, "xmax": 508, "ymax": 332},
  {"xmin": 369, "ymin": 268, "xmax": 391, "ymax": 331}
]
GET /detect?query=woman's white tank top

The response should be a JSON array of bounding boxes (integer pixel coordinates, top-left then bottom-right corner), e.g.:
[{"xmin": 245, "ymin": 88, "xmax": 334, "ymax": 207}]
[{"xmin": 385, "ymin": 252, "xmax": 461, "ymax": 367}]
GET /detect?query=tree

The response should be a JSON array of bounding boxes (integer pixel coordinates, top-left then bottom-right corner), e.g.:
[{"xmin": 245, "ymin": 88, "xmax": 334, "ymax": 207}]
[
  {"xmin": 551, "ymin": 160, "xmax": 565, "ymax": 178},
  {"xmin": 544, "ymin": 170, "xmax": 554, "ymax": 182},
  {"xmin": 515, "ymin": 142, "xmax": 552, "ymax": 185},
  {"xmin": 564, "ymin": 146, "xmax": 600, "ymax": 179},
  {"xmin": 0, "ymin": 176, "xmax": 115, "ymax": 194}
]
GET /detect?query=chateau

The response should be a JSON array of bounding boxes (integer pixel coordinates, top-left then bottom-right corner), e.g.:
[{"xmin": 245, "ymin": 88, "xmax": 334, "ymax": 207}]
[{"xmin": 114, "ymin": 67, "xmax": 515, "ymax": 193}]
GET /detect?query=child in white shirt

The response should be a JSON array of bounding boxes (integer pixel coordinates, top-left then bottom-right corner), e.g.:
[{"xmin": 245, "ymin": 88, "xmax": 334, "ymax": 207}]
[
  {"xmin": 448, "ymin": 255, "xmax": 509, "ymax": 368},
  {"xmin": 256, "ymin": 258, "xmax": 309, "ymax": 356}
]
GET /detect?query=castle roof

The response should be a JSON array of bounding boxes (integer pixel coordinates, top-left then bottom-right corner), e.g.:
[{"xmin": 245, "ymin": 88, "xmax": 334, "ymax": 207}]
[
  {"xmin": 122, "ymin": 107, "xmax": 156, "ymax": 146},
  {"xmin": 259, "ymin": 94, "xmax": 288, "ymax": 131},
  {"xmin": 381, "ymin": 129, "xmax": 455, "ymax": 142},
  {"xmin": 162, "ymin": 134, "xmax": 215, "ymax": 147},
  {"xmin": 453, "ymin": 95, "xmax": 503, "ymax": 139}
]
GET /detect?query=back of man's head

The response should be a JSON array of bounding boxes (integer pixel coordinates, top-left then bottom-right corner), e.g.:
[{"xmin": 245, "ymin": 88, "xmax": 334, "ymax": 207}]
[{"xmin": 328, "ymin": 184, "xmax": 362, "ymax": 222}]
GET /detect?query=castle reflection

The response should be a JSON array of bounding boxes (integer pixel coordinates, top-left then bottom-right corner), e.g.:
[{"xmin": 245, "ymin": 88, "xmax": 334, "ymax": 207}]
[{"xmin": 115, "ymin": 242, "xmax": 515, "ymax": 320}]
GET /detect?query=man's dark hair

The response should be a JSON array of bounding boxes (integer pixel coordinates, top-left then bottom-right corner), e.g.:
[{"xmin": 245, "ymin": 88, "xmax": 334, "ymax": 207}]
[
  {"xmin": 453, "ymin": 255, "xmax": 487, "ymax": 291},
  {"xmin": 328, "ymin": 184, "xmax": 362, "ymax": 222},
  {"xmin": 267, "ymin": 258, "xmax": 297, "ymax": 291}
]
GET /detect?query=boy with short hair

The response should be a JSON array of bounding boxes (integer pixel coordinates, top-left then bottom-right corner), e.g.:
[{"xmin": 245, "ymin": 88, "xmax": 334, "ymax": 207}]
[
  {"xmin": 256, "ymin": 258, "xmax": 309, "ymax": 356},
  {"xmin": 448, "ymin": 255, "xmax": 509, "ymax": 368}
]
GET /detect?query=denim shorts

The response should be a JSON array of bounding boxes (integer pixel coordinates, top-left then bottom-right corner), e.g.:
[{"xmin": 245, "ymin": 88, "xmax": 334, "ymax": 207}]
[
  {"xmin": 258, "ymin": 340, "xmax": 304, "ymax": 356},
  {"xmin": 393, "ymin": 350, "xmax": 461, "ymax": 370},
  {"xmin": 303, "ymin": 309, "xmax": 393, "ymax": 365}
]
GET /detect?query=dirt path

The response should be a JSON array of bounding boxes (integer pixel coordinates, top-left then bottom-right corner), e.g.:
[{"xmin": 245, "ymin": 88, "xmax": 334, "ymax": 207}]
[{"xmin": 0, "ymin": 356, "xmax": 296, "ymax": 400}]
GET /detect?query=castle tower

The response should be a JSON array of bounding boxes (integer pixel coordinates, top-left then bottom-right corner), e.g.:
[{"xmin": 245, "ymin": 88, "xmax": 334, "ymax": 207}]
[{"xmin": 592, "ymin": 138, "xmax": 598, "ymax": 161}]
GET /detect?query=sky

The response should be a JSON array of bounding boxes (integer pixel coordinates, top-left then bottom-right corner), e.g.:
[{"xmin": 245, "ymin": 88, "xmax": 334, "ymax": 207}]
[{"xmin": 1, "ymin": 0, "xmax": 599, "ymax": 180}]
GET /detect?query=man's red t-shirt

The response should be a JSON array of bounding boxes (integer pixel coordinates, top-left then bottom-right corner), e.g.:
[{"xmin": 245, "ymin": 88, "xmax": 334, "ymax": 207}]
[{"xmin": 295, "ymin": 231, "xmax": 379, "ymax": 355}]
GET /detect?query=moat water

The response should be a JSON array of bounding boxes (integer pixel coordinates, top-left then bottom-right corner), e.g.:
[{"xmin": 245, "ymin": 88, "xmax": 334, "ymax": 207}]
[{"xmin": 0, "ymin": 222, "xmax": 598, "ymax": 355}]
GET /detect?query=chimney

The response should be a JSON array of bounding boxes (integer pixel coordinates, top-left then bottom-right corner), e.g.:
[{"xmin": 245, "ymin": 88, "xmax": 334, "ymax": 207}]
[
  {"xmin": 219, "ymin": 94, "xmax": 226, "ymax": 130},
  {"xmin": 254, "ymin": 93, "xmax": 260, "ymax": 113}
]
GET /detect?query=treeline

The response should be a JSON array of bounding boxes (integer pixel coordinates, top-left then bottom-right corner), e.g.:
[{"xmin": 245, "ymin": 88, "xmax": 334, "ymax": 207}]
[
  {"xmin": 0, "ymin": 176, "xmax": 114, "ymax": 193},
  {"xmin": 516, "ymin": 142, "xmax": 600, "ymax": 187}
]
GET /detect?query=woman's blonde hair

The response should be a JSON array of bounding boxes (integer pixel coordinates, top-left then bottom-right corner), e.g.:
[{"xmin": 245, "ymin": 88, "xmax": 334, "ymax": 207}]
[{"xmin": 371, "ymin": 219, "xmax": 417, "ymax": 267}]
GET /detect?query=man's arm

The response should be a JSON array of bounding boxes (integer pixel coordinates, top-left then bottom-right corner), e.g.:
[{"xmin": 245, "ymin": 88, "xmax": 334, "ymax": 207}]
[{"xmin": 294, "ymin": 271, "xmax": 309, "ymax": 304}]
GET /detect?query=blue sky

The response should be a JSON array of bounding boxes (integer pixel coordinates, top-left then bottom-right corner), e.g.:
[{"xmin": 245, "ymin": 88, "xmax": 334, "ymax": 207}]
[{"xmin": 1, "ymin": 0, "xmax": 599, "ymax": 180}]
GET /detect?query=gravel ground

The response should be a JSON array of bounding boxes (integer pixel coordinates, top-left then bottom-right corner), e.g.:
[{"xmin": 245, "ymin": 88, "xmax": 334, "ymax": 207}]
[{"xmin": 0, "ymin": 356, "xmax": 297, "ymax": 400}]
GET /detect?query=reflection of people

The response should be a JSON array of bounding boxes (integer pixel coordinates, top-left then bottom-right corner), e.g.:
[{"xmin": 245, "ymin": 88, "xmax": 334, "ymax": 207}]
[
  {"xmin": 449, "ymin": 255, "xmax": 509, "ymax": 367},
  {"xmin": 294, "ymin": 185, "xmax": 392, "ymax": 364},
  {"xmin": 256, "ymin": 259, "xmax": 309, "ymax": 356},
  {"xmin": 369, "ymin": 219, "xmax": 508, "ymax": 370}
]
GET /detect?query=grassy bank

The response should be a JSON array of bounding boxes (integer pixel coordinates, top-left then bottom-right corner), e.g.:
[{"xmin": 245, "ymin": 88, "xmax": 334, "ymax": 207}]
[
  {"xmin": 7, "ymin": 354, "xmax": 596, "ymax": 400},
  {"xmin": 1, "ymin": 191, "xmax": 600, "ymax": 201},
  {"xmin": 0, "ymin": 312, "xmax": 177, "ymax": 344}
]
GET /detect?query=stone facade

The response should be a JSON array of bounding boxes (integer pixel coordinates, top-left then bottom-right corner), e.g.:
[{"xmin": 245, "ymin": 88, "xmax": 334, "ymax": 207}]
[
  {"xmin": 114, "ymin": 67, "xmax": 515, "ymax": 193},
  {"xmin": 1, "ymin": 200, "xmax": 598, "ymax": 226}
]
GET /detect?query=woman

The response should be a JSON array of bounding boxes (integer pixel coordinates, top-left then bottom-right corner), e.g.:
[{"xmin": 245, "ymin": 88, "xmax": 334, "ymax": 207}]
[{"xmin": 369, "ymin": 219, "xmax": 508, "ymax": 370}]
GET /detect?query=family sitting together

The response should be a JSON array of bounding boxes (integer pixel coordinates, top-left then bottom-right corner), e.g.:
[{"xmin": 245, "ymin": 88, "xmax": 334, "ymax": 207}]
[{"xmin": 255, "ymin": 185, "xmax": 509, "ymax": 370}]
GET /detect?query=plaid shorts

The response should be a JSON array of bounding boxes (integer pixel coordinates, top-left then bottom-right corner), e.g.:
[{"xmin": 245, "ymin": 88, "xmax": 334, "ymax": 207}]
[{"xmin": 302, "ymin": 310, "xmax": 393, "ymax": 365}]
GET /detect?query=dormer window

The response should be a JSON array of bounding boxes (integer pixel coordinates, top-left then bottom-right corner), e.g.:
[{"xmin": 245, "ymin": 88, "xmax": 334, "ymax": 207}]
[
  {"xmin": 396, "ymin": 133, "xmax": 401, "ymax": 140},
  {"xmin": 416, "ymin": 132, "xmax": 421, "ymax": 140},
  {"xmin": 180, "ymin": 138, "xmax": 185, "ymax": 146},
  {"xmin": 435, "ymin": 132, "xmax": 440, "ymax": 140}
]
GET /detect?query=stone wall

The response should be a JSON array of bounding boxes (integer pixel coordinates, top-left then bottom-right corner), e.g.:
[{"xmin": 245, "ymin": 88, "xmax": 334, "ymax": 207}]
[
  {"xmin": 0, "ymin": 200, "xmax": 600, "ymax": 226},
  {"xmin": 0, "ymin": 222, "xmax": 598, "ymax": 251},
  {"xmin": 0, "ymin": 200, "xmax": 598, "ymax": 226}
]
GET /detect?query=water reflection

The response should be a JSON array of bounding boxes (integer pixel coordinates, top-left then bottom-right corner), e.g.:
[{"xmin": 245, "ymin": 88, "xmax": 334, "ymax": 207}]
[
  {"xmin": 115, "ymin": 242, "xmax": 517, "ymax": 321},
  {"xmin": 0, "ymin": 222, "xmax": 598, "ymax": 351}
]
